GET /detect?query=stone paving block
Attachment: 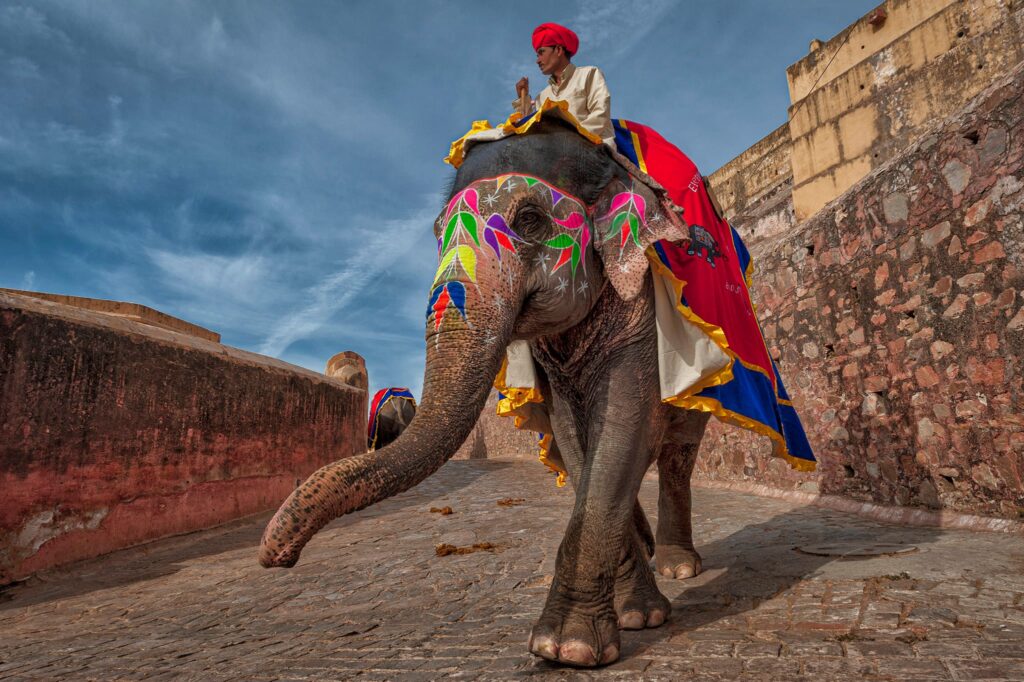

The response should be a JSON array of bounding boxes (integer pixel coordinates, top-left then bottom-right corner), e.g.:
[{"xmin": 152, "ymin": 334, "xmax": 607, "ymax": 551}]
[{"xmin": 944, "ymin": 659, "xmax": 1024, "ymax": 680}]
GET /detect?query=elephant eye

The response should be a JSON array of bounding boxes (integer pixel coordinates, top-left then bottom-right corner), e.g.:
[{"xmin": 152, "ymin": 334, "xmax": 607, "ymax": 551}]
[{"xmin": 514, "ymin": 205, "xmax": 547, "ymax": 236}]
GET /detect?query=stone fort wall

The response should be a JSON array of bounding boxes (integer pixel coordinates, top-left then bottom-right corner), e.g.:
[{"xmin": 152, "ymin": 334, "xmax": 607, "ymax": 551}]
[
  {"xmin": 0, "ymin": 292, "xmax": 367, "ymax": 584},
  {"xmin": 710, "ymin": 0, "xmax": 1024, "ymax": 223},
  {"xmin": 697, "ymin": 57, "xmax": 1024, "ymax": 519}
]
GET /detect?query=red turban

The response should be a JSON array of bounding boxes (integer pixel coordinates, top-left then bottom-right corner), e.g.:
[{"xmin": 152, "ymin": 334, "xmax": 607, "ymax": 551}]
[{"xmin": 532, "ymin": 23, "xmax": 579, "ymax": 57}]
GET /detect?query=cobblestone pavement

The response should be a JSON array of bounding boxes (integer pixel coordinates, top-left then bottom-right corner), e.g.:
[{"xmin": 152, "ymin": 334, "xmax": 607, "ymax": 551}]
[{"xmin": 3, "ymin": 460, "xmax": 1024, "ymax": 681}]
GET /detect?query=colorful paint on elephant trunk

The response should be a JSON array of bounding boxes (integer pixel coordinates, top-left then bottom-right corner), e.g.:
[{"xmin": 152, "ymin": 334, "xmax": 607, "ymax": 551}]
[{"xmin": 427, "ymin": 282, "xmax": 468, "ymax": 331}]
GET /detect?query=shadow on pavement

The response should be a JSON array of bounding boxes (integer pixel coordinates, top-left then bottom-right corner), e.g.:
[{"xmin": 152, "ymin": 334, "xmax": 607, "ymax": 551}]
[{"xmin": 622, "ymin": 503, "xmax": 945, "ymax": 660}]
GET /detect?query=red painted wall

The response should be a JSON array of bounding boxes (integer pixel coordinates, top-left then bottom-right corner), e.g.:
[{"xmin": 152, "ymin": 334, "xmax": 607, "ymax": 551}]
[{"xmin": 1, "ymin": 293, "xmax": 366, "ymax": 584}]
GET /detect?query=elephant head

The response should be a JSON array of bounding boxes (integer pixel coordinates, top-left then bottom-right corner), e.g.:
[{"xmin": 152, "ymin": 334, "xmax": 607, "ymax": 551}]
[{"xmin": 259, "ymin": 118, "xmax": 687, "ymax": 568}]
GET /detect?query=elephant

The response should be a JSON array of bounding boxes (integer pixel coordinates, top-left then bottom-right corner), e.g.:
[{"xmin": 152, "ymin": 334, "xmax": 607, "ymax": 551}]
[
  {"xmin": 686, "ymin": 223, "xmax": 722, "ymax": 267},
  {"xmin": 367, "ymin": 387, "xmax": 417, "ymax": 451},
  {"xmin": 261, "ymin": 117, "xmax": 729, "ymax": 667}
]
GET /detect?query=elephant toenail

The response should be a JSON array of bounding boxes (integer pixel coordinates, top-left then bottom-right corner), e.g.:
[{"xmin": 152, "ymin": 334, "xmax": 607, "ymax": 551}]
[
  {"xmin": 675, "ymin": 565, "xmax": 696, "ymax": 579},
  {"xmin": 601, "ymin": 642, "xmax": 620, "ymax": 664},
  {"xmin": 618, "ymin": 611, "xmax": 645, "ymax": 630},
  {"xmin": 558, "ymin": 640, "xmax": 598, "ymax": 666},
  {"xmin": 530, "ymin": 635, "xmax": 559, "ymax": 661},
  {"xmin": 646, "ymin": 609, "xmax": 667, "ymax": 627}
]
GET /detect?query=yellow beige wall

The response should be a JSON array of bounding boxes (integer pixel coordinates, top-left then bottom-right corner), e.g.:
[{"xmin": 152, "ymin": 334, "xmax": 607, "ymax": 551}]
[
  {"xmin": 787, "ymin": 0, "xmax": 1024, "ymax": 220},
  {"xmin": 707, "ymin": 122, "xmax": 792, "ymax": 219}
]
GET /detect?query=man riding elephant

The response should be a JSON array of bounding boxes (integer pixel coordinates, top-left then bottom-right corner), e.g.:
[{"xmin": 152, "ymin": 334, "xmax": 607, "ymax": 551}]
[{"xmin": 515, "ymin": 22, "xmax": 615, "ymax": 147}]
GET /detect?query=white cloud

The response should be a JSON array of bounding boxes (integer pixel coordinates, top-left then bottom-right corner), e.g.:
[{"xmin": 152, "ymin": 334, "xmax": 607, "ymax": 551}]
[
  {"xmin": 257, "ymin": 200, "xmax": 439, "ymax": 357},
  {"xmin": 570, "ymin": 0, "xmax": 680, "ymax": 60},
  {"xmin": 20, "ymin": 270, "xmax": 35, "ymax": 290},
  {"xmin": 147, "ymin": 249, "xmax": 269, "ymax": 298}
]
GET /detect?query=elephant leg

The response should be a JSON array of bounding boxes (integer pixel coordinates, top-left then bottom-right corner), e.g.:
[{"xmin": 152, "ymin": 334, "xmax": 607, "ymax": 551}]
[
  {"xmin": 528, "ymin": 356, "xmax": 665, "ymax": 667},
  {"xmin": 543, "ymin": 386, "xmax": 668, "ymax": 633},
  {"xmin": 654, "ymin": 408, "xmax": 710, "ymax": 580}
]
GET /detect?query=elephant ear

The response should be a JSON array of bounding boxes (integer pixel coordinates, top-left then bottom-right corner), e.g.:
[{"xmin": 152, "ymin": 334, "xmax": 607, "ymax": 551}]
[{"xmin": 593, "ymin": 178, "xmax": 688, "ymax": 300}]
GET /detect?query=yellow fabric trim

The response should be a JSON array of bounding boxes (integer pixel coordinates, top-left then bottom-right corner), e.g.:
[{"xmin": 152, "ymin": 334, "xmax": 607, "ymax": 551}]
[
  {"xmin": 493, "ymin": 358, "xmax": 544, "ymax": 417},
  {"xmin": 648, "ymin": 250, "xmax": 782, "ymax": 390},
  {"xmin": 619, "ymin": 120, "xmax": 648, "ymax": 174},
  {"xmin": 537, "ymin": 434, "xmax": 566, "ymax": 487},
  {"xmin": 666, "ymin": 393, "xmax": 816, "ymax": 472},
  {"xmin": 647, "ymin": 249, "xmax": 734, "ymax": 391},
  {"xmin": 647, "ymin": 249, "xmax": 815, "ymax": 472},
  {"xmin": 444, "ymin": 100, "xmax": 602, "ymax": 168}
]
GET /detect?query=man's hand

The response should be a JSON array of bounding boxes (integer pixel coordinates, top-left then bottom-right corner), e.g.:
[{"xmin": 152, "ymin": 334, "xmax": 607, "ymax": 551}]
[{"xmin": 516, "ymin": 77, "xmax": 529, "ymax": 98}]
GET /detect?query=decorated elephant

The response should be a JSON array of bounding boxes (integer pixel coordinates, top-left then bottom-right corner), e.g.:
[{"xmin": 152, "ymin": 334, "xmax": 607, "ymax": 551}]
[
  {"xmin": 367, "ymin": 387, "xmax": 417, "ymax": 451},
  {"xmin": 260, "ymin": 108, "xmax": 811, "ymax": 667}
]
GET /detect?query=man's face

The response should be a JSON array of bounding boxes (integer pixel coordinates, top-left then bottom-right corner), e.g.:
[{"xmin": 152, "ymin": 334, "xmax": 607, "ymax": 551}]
[{"xmin": 535, "ymin": 45, "xmax": 567, "ymax": 76}]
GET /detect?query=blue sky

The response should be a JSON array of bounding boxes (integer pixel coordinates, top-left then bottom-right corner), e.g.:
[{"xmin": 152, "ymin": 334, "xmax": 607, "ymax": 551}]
[{"xmin": 1, "ymin": 0, "xmax": 878, "ymax": 397}]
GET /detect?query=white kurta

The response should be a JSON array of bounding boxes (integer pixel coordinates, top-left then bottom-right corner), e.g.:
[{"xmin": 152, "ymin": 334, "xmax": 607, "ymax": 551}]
[{"xmin": 514, "ymin": 63, "xmax": 615, "ymax": 147}]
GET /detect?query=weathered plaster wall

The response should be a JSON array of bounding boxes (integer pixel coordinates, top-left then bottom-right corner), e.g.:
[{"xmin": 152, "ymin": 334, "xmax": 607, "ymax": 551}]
[
  {"xmin": 0, "ymin": 292, "xmax": 366, "ymax": 584},
  {"xmin": 789, "ymin": 0, "xmax": 1024, "ymax": 219},
  {"xmin": 696, "ymin": 63, "xmax": 1024, "ymax": 518},
  {"xmin": 707, "ymin": 123, "xmax": 793, "ymax": 220}
]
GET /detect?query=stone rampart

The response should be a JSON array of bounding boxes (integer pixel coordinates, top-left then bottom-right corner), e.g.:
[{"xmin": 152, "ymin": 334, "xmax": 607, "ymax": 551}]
[
  {"xmin": 0, "ymin": 292, "xmax": 366, "ymax": 584},
  {"xmin": 696, "ymin": 62, "xmax": 1024, "ymax": 519},
  {"xmin": 453, "ymin": 391, "xmax": 543, "ymax": 464},
  {"xmin": 788, "ymin": 0, "xmax": 1024, "ymax": 219},
  {"xmin": 707, "ymin": 122, "xmax": 793, "ymax": 220},
  {"xmin": 0, "ymin": 288, "xmax": 221, "ymax": 342}
]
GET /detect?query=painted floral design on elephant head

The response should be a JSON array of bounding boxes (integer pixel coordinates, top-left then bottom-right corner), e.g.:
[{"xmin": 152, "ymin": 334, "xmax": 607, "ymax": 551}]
[
  {"xmin": 428, "ymin": 174, "xmax": 596, "ymax": 332},
  {"xmin": 546, "ymin": 210, "xmax": 590, "ymax": 279},
  {"xmin": 598, "ymin": 185, "xmax": 649, "ymax": 253}
]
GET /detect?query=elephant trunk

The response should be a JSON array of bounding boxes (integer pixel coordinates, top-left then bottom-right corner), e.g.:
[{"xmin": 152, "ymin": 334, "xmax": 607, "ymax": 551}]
[{"xmin": 259, "ymin": 325, "xmax": 511, "ymax": 568}]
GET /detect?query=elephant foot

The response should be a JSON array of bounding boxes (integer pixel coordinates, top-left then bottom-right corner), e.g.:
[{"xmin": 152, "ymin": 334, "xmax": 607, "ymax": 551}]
[
  {"xmin": 654, "ymin": 544, "xmax": 703, "ymax": 580},
  {"xmin": 615, "ymin": 548, "xmax": 670, "ymax": 630},
  {"xmin": 528, "ymin": 596, "xmax": 620, "ymax": 667}
]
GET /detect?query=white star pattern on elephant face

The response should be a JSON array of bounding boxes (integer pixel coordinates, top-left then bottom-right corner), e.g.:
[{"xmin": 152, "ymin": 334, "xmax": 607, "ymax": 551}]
[
  {"xmin": 483, "ymin": 192, "xmax": 500, "ymax": 208},
  {"xmin": 555, "ymin": 278, "xmax": 569, "ymax": 294},
  {"xmin": 577, "ymin": 280, "xmax": 589, "ymax": 295},
  {"xmin": 533, "ymin": 252, "xmax": 551, "ymax": 273}
]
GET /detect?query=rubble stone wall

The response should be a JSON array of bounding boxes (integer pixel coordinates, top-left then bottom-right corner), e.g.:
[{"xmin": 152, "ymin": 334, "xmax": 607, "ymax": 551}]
[
  {"xmin": 696, "ymin": 63, "xmax": 1024, "ymax": 519},
  {"xmin": 0, "ymin": 292, "xmax": 366, "ymax": 584}
]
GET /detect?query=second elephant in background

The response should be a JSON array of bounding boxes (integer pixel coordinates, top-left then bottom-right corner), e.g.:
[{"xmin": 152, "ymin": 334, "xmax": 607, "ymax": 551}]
[{"xmin": 367, "ymin": 387, "xmax": 417, "ymax": 451}]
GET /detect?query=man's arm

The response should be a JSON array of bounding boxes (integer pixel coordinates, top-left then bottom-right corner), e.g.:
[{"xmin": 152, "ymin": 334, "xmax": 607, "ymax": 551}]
[
  {"xmin": 514, "ymin": 77, "xmax": 532, "ymax": 117},
  {"xmin": 581, "ymin": 67, "xmax": 615, "ymax": 146}
]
